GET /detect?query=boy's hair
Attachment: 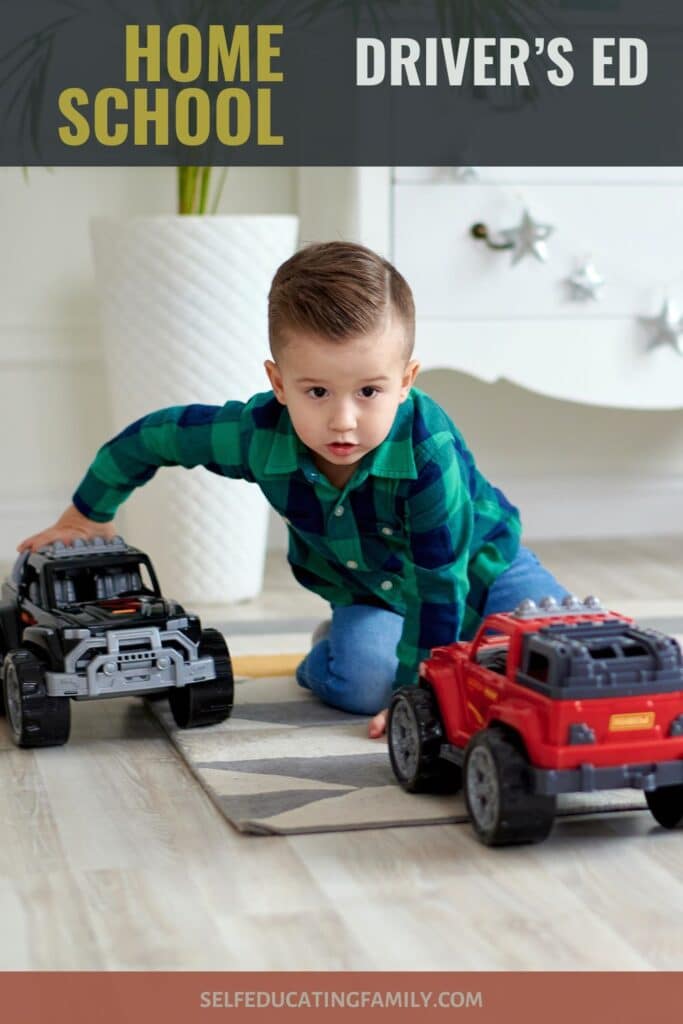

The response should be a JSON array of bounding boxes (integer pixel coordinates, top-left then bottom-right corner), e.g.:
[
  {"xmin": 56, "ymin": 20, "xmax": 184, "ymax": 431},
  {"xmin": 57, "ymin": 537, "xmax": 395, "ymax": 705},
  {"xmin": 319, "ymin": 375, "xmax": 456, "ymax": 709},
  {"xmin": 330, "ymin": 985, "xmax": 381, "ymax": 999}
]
[{"xmin": 268, "ymin": 241, "xmax": 415, "ymax": 361}]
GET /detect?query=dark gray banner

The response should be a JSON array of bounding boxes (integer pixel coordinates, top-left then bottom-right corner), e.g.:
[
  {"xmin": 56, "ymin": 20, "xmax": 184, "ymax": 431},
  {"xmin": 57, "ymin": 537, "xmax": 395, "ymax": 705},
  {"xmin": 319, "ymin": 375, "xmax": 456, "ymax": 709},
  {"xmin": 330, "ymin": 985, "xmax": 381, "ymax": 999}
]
[{"xmin": 1, "ymin": 0, "xmax": 682, "ymax": 165}]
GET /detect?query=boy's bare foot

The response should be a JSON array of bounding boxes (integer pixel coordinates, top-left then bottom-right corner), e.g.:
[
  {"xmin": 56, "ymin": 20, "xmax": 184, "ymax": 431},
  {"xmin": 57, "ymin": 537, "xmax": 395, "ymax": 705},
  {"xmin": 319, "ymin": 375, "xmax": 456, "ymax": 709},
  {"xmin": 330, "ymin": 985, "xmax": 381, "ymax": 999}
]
[{"xmin": 368, "ymin": 708, "xmax": 388, "ymax": 739}]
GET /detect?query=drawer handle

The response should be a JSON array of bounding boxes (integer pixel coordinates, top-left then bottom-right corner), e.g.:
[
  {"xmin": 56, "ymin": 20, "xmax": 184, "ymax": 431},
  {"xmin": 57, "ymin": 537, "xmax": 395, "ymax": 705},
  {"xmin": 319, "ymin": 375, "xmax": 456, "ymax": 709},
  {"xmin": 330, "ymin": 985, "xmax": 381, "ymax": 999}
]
[
  {"xmin": 471, "ymin": 209, "xmax": 554, "ymax": 264},
  {"xmin": 470, "ymin": 221, "xmax": 514, "ymax": 252}
]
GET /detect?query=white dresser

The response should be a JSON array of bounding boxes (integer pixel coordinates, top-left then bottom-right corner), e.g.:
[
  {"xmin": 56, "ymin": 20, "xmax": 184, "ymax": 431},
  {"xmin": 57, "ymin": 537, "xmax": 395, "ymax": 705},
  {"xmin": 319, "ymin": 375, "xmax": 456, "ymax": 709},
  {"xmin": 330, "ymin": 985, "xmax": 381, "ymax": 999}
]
[{"xmin": 300, "ymin": 166, "xmax": 683, "ymax": 410}]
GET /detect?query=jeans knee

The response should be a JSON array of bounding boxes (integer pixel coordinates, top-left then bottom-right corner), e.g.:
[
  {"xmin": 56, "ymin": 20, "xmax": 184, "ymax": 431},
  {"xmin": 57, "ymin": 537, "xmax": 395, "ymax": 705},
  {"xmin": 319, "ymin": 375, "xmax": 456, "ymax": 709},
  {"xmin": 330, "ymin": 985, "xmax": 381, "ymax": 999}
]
[
  {"xmin": 326, "ymin": 646, "xmax": 396, "ymax": 714},
  {"xmin": 482, "ymin": 545, "xmax": 570, "ymax": 618},
  {"xmin": 297, "ymin": 604, "xmax": 402, "ymax": 716},
  {"xmin": 326, "ymin": 672, "xmax": 394, "ymax": 715}
]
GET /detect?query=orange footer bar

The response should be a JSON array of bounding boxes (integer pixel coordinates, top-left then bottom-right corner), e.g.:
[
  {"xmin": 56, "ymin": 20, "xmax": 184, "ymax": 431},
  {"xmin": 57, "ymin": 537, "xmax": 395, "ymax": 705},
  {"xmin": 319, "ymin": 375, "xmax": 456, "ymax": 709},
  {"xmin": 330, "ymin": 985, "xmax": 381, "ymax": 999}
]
[{"xmin": 0, "ymin": 971, "xmax": 680, "ymax": 1024}]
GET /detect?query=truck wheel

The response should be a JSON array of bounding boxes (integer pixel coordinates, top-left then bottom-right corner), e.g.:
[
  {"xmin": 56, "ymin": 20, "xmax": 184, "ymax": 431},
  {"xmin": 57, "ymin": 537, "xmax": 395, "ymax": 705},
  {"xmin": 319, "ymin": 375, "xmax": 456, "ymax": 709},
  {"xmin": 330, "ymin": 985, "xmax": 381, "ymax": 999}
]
[
  {"xmin": 169, "ymin": 628, "xmax": 234, "ymax": 729},
  {"xmin": 645, "ymin": 785, "xmax": 683, "ymax": 828},
  {"xmin": 388, "ymin": 686, "xmax": 461, "ymax": 793},
  {"xmin": 464, "ymin": 727, "xmax": 555, "ymax": 846},
  {"xmin": 2, "ymin": 649, "xmax": 71, "ymax": 748}
]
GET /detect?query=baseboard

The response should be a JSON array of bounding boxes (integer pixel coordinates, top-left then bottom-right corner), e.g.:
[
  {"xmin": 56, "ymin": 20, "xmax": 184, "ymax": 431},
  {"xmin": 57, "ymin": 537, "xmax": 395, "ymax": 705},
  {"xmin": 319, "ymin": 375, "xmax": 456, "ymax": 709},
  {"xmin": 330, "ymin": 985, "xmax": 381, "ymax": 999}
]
[{"xmin": 494, "ymin": 475, "xmax": 683, "ymax": 541}]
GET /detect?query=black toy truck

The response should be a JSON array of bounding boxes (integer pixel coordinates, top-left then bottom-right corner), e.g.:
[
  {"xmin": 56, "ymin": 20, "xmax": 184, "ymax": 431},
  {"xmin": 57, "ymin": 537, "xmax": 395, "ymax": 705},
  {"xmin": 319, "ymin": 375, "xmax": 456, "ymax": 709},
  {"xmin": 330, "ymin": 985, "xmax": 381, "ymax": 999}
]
[{"xmin": 0, "ymin": 537, "xmax": 233, "ymax": 748}]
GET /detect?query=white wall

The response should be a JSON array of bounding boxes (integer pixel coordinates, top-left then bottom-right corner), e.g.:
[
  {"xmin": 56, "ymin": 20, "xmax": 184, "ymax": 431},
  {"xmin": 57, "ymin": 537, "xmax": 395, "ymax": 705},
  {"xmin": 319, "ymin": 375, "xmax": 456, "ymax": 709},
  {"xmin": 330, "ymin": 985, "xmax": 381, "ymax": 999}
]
[
  {"xmin": 0, "ymin": 166, "xmax": 296, "ymax": 559},
  {"xmin": 418, "ymin": 370, "xmax": 683, "ymax": 541}
]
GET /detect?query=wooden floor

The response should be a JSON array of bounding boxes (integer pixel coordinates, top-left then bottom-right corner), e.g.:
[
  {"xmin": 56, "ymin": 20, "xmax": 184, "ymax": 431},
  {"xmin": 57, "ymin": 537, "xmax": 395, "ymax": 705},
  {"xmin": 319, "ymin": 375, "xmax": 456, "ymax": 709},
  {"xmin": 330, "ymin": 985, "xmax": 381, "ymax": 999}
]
[{"xmin": 1, "ymin": 537, "xmax": 683, "ymax": 970}]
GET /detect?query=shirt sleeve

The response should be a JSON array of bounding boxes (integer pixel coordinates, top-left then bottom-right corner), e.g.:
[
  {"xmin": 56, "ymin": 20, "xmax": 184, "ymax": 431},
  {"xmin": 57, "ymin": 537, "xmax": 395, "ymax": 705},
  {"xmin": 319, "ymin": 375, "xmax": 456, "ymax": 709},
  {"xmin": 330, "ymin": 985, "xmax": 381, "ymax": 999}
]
[
  {"xmin": 393, "ymin": 440, "xmax": 473, "ymax": 689},
  {"xmin": 72, "ymin": 402, "xmax": 249, "ymax": 522}
]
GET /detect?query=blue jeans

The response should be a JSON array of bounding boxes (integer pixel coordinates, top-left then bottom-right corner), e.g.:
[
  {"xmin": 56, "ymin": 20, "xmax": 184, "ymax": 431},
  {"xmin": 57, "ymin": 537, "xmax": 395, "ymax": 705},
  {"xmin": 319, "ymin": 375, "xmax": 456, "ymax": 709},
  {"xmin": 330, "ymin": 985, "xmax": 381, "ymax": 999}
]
[{"xmin": 295, "ymin": 545, "xmax": 570, "ymax": 716}]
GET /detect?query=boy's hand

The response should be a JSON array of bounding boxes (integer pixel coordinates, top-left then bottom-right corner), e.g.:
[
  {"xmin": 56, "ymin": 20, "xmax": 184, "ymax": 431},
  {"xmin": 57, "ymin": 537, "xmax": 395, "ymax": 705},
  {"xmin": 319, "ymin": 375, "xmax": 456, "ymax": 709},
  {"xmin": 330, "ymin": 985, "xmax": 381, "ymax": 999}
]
[
  {"xmin": 17, "ymin": 504, "xmax": 116, "ymax": 554},
  {"xmin": 368, "ymin": 708, "xmax": 388, "ymax": 739}
]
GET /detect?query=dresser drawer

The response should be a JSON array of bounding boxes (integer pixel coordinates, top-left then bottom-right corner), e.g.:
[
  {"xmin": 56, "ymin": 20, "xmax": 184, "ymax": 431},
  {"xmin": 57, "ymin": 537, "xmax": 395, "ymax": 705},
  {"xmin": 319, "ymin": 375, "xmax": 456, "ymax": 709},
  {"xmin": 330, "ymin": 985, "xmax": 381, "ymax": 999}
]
[
  {"xmin": 393, "ymin": 181, "xmax": 683, "ymax": 319},
  {"xmin": 392, "ymin": 174, "xmax": 683, "ymax": 408}
]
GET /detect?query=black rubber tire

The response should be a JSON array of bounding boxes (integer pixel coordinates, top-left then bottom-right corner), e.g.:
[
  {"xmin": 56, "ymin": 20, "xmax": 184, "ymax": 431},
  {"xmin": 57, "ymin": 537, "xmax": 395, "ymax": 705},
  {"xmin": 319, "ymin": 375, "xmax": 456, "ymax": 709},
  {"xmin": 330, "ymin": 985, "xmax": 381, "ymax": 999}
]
[
  {"xmin": 2, "ymin": 649, "xmax": 71, "ymax": 748},
  {"xmin": 388, "ymin": 685, "xmax": 461, "ymax": 794},
  {"xmin": 645, "ymin": 785, "xmax": 683, "ymax": 828},
  {"xmin": 463, "ymin": 726, "xmax": 556, "ymax": 846},
  {"xmin": 169, "ymin": 628, "xmax": 234, "ymax": 729},
  {"xmin": 143, "ymin": 688, "xmax": 172, "ymax": 703}
]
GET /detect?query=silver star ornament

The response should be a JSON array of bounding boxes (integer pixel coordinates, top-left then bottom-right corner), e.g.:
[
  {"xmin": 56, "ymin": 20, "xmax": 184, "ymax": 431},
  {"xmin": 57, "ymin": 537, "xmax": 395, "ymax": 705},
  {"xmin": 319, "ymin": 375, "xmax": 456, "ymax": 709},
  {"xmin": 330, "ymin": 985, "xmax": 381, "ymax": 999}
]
[
  {"xmin": 435, "ymin": 166, "xmax": 478, "ymax": 184},
  {"xmin": 566, "ymin": 261, "xmax": 604, "ymax": 301},
  {"xmin": 451, "ymin": 166, "xmax": 478, "ymax": 182},
  {"xmin": 640, "ymin": 299, "xmax": 683, "ymax": 355},
  {"xmin": 499, "ymin": 209, "xmax": 554, "ymax": 265}
]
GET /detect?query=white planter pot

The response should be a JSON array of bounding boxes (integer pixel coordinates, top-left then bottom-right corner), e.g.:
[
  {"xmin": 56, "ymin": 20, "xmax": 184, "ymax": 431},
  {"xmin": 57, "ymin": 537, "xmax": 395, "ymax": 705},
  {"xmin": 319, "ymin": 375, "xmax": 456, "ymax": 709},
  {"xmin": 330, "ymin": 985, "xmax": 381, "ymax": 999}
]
[{"xmin": 90, "ymin": 214, "xmax": 299, "ymax": 605}]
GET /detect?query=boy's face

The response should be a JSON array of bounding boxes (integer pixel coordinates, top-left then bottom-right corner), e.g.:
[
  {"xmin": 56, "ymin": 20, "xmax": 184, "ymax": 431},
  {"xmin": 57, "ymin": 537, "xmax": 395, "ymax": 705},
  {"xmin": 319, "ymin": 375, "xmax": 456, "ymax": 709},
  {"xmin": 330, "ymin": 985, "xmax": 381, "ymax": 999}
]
[{"xmin": 265, "ymin": 316, "xmax": 419, "ymax": 488}]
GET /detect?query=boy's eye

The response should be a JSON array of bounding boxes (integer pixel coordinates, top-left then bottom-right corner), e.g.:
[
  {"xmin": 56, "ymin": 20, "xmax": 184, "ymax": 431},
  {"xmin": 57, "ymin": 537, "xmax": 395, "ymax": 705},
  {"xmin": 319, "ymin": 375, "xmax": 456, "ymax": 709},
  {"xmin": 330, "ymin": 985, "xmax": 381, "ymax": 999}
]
[
  {"xmin": 308, "ymin": 386, "xmax": 328, "ymax": 399},
  {"xmin": 359, "ymin": 386, "xmax": 380, "ymax": 398}
]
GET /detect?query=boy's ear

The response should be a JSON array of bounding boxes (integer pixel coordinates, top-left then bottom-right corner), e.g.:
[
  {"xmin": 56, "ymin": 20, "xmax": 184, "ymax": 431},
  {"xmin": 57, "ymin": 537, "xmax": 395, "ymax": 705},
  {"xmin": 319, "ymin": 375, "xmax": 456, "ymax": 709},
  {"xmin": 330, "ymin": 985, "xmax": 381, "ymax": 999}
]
[
  {"xmin": 264, "ymin": 359, "xmax": 286, "ymax": 404},
  {"xmin": 400, "ymin": 359, "xmax": 420, "ymax": 399}
]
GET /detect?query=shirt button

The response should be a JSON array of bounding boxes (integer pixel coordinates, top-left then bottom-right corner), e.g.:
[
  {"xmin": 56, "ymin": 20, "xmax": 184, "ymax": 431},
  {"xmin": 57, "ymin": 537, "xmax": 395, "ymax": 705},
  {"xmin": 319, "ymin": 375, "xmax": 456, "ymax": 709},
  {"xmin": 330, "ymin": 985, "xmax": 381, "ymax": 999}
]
[
  {"xmin": 334, "ymin": 505, "xmax": 345, "ymax": 517},
  {"xmin": 380, "ymin": 580, "xmax": 393, "ymax": 591},
  {"xmin": 346, "ymin": 560, "xmax": 358, "ymax": 569},
  {"xmin": 381, "ymin": 527, "xmax": 393, "ymax": 536}
]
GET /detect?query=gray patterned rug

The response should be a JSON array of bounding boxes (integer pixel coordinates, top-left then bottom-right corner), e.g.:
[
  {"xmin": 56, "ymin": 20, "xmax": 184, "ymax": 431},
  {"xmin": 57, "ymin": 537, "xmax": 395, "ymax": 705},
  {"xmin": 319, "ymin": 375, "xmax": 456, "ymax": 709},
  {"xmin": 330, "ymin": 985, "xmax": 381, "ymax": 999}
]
[{"xmin": 149, "ymin": 672, "xmax": 649, "ymax": 836}]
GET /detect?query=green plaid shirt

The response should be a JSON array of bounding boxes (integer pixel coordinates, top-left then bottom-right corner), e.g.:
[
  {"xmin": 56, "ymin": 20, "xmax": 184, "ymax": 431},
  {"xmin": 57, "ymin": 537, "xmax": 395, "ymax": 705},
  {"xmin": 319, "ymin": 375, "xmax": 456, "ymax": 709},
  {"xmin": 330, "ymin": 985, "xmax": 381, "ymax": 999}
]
[{"xmin": 73, "ymin": 387, "xmax": 522, "ymax": 688}]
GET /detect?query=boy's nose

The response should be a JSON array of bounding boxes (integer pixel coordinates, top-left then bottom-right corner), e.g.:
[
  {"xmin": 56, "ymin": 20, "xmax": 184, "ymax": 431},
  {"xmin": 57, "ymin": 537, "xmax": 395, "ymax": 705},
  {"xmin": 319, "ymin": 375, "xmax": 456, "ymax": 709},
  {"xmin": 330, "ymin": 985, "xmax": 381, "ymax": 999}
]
[{"xmin": 329, "ymin": 401, "xmax": 357, "ymax": 432}]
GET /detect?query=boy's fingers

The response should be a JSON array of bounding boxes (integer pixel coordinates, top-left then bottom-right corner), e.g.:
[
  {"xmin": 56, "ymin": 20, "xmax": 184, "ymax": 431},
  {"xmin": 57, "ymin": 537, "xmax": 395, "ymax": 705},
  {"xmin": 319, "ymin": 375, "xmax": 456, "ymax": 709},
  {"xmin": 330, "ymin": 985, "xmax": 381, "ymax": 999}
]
[
  {"xmin": 18, "ymin": 529, "xmax": 73, "ymax": 553},
  {"xmin": 17, "ymin": 523, "xmax": 115, "ymax": 554},
  {"xmin": 18, "ymin": 536, "xmax": 45, "ymax": 553},
  {"xmin": 17, "ymin": 534, "xmax": 44, "ymax": 552}
]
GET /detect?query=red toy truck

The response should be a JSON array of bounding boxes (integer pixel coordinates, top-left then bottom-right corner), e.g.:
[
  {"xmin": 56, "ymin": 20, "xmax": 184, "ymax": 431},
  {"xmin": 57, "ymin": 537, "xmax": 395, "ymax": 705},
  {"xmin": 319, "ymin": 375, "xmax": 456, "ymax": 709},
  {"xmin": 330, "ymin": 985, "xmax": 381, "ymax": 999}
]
[{"xmin": 387, "ymin": 595, "xmax": 683, "ymax": 846}]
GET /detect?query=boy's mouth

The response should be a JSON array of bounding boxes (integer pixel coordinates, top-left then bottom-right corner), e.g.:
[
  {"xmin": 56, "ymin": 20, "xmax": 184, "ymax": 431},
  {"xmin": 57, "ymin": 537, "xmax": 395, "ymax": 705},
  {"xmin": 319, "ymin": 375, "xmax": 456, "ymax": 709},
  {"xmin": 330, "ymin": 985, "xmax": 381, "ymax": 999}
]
[{"xmin": 326, "ymin": 443, "xmax": 358, "ymax": 456}]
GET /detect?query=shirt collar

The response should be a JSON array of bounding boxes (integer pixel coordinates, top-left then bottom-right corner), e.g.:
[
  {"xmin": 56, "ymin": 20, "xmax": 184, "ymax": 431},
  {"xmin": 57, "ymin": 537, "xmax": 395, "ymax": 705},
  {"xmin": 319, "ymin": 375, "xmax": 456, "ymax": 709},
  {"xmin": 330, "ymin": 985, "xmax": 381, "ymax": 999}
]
[
  {"xmin": 263, "ymin": 402, "xmax": 306, "ymax": 475},
  {"xmin": 358, "ymin": 394, "xmax": 418, "ymax": 480},
  {"xmin": 262, "ymin": 390, "xmax": 418, "ymax": 480}
]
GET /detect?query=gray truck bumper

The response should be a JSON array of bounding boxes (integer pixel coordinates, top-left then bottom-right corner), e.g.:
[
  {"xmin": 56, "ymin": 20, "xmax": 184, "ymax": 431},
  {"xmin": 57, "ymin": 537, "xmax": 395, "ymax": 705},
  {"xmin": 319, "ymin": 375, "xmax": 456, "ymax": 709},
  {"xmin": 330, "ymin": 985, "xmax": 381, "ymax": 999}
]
[
  {"xmin": 442, "ymin": 743, "xmax": 683, "ymax": 794},
  {"xmin": 45, "ymin": 626, "xmax": 215, "ymax": 699},
  {"xmin": 532, "ymin": 759, "xmax": 683, "ymax": 795}
]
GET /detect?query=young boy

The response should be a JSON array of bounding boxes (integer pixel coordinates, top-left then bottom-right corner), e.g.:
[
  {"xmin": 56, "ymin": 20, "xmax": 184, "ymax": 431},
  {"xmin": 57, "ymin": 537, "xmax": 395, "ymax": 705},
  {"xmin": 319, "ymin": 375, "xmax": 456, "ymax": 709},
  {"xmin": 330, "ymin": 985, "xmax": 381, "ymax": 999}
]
[{"xmin": 19, "ymin": 241, "xmax": 569, "ymax": 739}]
